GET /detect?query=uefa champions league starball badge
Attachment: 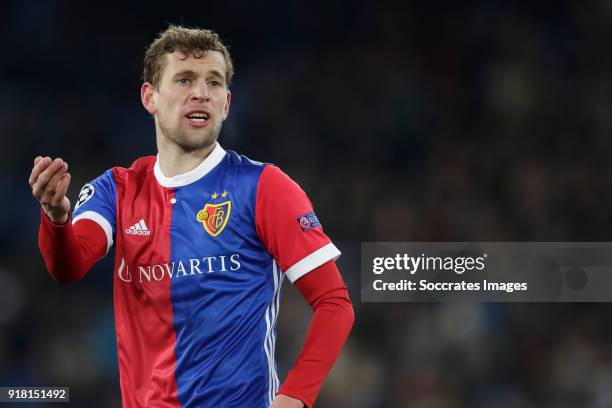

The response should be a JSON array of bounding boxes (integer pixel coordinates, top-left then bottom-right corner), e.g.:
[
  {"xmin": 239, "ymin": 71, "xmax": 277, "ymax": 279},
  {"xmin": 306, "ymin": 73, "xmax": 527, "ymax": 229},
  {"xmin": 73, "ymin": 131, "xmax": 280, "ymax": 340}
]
[{"xmin": 74, "ymin": 183, "xmax": 95, "ymax": 211}]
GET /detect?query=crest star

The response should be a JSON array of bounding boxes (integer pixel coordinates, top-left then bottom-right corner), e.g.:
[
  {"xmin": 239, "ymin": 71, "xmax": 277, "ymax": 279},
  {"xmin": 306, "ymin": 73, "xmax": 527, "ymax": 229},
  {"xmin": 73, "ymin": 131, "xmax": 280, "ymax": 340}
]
[
  {"xmin": 212, "ymin": 192, "xmax": 219, "ymax": 199},
  {"xmin": 221, "ymin": 191, "xmax": 228, "ymax": 198}
]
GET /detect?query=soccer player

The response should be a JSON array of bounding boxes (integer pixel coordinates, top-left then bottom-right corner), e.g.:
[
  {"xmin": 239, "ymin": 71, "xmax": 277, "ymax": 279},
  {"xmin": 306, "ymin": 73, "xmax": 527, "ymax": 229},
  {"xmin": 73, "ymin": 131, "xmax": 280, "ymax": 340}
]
[{"xmin": 29, "ymin": 26, "xmax": 354, "ymax": 408}]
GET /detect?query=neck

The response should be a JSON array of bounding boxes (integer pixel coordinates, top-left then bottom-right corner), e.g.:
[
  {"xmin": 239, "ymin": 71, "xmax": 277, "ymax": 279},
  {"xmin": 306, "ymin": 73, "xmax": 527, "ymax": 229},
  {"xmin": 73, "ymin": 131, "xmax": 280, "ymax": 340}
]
[{"xmin": 156, "ymin": 135, "xmax": 217, "ymax": 178}]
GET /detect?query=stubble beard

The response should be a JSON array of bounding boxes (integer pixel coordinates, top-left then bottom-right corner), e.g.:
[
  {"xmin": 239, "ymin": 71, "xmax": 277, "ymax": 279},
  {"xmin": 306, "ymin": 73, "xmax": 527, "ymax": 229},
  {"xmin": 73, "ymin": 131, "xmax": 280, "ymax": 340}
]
[{"xmin": 159, "ymin": 118, "xmax": 223, "ymax": 153}]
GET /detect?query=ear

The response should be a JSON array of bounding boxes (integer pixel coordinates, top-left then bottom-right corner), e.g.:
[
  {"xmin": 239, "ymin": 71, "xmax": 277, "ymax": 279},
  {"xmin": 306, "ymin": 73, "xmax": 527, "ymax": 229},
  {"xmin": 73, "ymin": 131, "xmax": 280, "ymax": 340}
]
[
  {"xmin": 141, "ymin": 82, "xmax": 157, "ymax": 115},
  {"xmin": 222, "ymin": 90, "xmax": 232, "ymax": 121}
]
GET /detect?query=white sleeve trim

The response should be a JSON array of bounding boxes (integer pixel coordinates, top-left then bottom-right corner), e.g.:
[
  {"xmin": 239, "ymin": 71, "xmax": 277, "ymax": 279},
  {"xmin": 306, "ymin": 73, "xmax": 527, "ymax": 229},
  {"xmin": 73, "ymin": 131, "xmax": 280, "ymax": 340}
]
[
  {"xmin": 72, "ymin": 211, "xmax": 114, "ymax": 255},
  {"xmin": 284, "ymin": 242, "xmax": 341, "ymax": 283}
]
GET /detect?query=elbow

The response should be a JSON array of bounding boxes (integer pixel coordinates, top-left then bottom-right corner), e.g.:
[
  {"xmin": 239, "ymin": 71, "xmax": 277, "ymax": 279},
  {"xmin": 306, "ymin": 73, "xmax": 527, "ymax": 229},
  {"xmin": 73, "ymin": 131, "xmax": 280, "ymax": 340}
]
[
  {"xmin": 51, "ymin": 274, "xmax": 83, "ymax": 285},
  {"xmin": 312, "ymin": 290, "xmax": 356, "ymax": 331},
  {"xmin": 323, "ymin": 295, "xmax": 355, "ymax": 334},
  {"xmin": 46, "ymin": 264, "xmax": 86, "ymax": 285},
  {"xmin": 344, "ymin": 299, "xmax": 356, "ymax": 331}
]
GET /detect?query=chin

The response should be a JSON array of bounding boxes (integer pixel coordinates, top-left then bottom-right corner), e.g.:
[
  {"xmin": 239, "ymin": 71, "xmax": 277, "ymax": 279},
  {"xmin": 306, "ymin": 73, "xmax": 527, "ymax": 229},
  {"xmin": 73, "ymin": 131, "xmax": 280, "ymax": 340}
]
[{"xmin": 177, "ymin": 136, "xmax": 217, "ymax": 152}]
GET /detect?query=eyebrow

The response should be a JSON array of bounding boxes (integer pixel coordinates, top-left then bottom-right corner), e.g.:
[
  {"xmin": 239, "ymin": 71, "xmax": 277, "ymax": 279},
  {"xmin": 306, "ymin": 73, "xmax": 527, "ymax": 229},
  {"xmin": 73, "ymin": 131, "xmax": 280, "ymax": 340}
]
[{"xmin": 171, "ymin": 69, "xmax": 225, "ymax": 82}]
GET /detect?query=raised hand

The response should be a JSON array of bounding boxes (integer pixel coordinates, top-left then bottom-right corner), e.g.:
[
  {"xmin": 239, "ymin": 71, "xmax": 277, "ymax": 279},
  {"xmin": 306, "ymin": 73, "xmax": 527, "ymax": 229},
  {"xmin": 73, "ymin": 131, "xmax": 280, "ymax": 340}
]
[{"xmin": 29, "ymin": 156, "xmax": 71, "ymax": 224}]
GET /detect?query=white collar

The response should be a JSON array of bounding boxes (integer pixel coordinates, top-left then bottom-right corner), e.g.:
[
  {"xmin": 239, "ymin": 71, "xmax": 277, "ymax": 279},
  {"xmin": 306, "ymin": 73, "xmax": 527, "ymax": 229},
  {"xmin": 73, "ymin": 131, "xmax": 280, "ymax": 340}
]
[{"xmin": 154, "ymin": 143, "xmax": 226, "ymax": 188}]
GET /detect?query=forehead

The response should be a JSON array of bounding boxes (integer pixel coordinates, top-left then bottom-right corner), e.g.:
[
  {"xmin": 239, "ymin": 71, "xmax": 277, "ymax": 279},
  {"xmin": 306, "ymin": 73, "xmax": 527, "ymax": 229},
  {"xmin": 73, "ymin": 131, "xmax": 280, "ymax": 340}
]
[{"xmin": 161, "ymin": 50, "xmax": 227, "ymax": 78}]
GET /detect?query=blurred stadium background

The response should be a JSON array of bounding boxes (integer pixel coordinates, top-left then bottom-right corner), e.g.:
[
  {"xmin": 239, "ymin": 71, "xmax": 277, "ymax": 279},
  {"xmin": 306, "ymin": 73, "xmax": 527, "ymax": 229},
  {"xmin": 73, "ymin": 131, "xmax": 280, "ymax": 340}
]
[{"xmin": 3, "ymin": 0, "xmax": 612, "ymax": 406}]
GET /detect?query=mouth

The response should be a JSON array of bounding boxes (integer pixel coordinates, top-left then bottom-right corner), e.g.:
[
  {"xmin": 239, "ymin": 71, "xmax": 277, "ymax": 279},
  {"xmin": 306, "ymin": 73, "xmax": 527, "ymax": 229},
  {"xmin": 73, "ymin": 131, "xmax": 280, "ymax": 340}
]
[{"xmin": 184, "ymin": 110, "xmax": 211, "ymax": 127}]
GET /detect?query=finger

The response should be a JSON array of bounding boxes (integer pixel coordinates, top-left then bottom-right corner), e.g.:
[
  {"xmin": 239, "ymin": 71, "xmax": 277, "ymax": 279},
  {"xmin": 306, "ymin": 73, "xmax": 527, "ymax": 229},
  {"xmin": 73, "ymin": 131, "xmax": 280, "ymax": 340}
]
[
  {"xmin": 33, "ymin": 159, "xmax": 62, "ymax": 200},
  {"xmin": 51, "ymin": 173, "xmax": 71, "ymax": 207},
  {"xmin": 34, "ymin": 156, "xmax": 43, "ymax": 166},
  {"xmin": 29, "ymin": 156, "xmax": 52, "ymax": 187},
  {"xmin": 33, "ymin": 164, "xmax": 65, "ymax": 201},
  {"xmin": 32, "ymin": 158, "xmax": 66, "ymax": 197},
  {"xmin": 28, "ymin": 156, "xmax": 50, "ymax": 187},
  {"xmin": 47, "ymin": 164, "xmax": 68, "ymax": 192},
  {"xmin": 39, "ymin": 164, "xmax": 68, "ymax": 204}
]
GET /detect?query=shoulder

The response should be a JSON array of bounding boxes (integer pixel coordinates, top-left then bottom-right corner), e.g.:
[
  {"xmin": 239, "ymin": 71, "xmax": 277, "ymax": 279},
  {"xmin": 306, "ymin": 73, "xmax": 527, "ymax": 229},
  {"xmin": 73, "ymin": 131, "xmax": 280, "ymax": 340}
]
[
  {"xmin": 258, "ymin": 164, "xmax": 302, "ymax": 191},
  {"xmin": 221, "ymin": 151, "xmax": 301, "ymax": 191},
  {"xmin": 110, "ymin": 156, "xmax": 156, "ymax": 181},
  {"xmin": 221, "ymin": 150, "xmax": 271, "ymax": 181},
  {"xmin": 223, "ymin": 150, "xmax": 266, "ymax": 168}
]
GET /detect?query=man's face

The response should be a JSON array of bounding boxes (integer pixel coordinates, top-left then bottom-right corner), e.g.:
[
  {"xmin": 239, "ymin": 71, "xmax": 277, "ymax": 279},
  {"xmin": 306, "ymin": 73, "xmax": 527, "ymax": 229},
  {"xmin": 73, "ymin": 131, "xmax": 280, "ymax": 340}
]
[{"xmin": 143, "ymin": 50, "xmax": 231, "ymax": 152}]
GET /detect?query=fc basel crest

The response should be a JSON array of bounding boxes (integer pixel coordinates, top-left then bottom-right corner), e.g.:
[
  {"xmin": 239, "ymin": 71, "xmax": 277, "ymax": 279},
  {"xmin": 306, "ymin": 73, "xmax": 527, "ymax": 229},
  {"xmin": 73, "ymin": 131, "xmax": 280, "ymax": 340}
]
[{"xmin": 197, "ymin": 196, "xmax": 231, "ymax": 237}]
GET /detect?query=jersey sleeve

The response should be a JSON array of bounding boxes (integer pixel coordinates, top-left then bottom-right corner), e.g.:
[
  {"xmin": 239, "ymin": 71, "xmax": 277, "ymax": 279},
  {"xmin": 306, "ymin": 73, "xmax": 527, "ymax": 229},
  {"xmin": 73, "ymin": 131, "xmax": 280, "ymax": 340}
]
[
  {"xmin": 72, "ymin": 168, "xmax": 117, "ymax": 254},
  {"xmin": 255, "ymin": 165, "xmax": 341, "ymax": 283},
  {"xmin": 39, "ymin": 209, "xmax": 109, "ymax": 283},
  {"xmin": 277, "ymin": 260, "xmax": 354, "ymax": 407}
]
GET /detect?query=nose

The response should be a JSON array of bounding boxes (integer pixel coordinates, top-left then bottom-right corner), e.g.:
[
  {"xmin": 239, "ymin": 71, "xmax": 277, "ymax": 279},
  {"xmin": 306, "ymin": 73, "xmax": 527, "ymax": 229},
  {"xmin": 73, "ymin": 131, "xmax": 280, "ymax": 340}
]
[{"xmin": 191, "ymin": 81, "xmax": 210, "ymax": 102}]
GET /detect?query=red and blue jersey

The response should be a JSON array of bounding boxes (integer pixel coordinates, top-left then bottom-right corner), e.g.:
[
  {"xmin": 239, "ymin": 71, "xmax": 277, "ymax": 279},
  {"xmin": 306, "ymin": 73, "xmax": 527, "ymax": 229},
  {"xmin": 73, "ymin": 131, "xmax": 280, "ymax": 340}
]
[{"xmin": 71, "ymin": 144, "xmax": 341, "ymax": 408}]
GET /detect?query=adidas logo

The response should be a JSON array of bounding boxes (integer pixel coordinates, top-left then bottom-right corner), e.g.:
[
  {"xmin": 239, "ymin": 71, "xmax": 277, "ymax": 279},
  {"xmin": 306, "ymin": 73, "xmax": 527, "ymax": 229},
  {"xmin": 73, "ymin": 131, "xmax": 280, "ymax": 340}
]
[{"xmin": 125, "ymin": 219, "xmax": 151, "ymax": 236}]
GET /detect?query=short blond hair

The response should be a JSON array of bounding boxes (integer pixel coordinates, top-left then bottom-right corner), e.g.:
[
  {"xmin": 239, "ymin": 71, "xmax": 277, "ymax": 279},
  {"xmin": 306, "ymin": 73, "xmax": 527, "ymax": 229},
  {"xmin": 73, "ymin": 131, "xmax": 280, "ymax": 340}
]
[{"xmin": 143, "ymin": 25, "xmax": 234, "ymax": 88}]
